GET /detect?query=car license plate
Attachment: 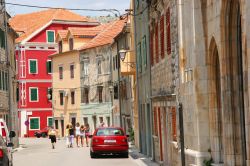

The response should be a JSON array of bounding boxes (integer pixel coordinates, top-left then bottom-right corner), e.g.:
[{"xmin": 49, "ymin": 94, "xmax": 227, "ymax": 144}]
[{"xmin": 104, "ymin": 140, "xmax": 116, "ymax": 143}]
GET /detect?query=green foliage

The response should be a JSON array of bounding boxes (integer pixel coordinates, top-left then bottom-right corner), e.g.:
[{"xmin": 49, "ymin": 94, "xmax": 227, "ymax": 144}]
[{"xmin": 203, "ymin": 158, "xmax": 213, "ymax": 166}]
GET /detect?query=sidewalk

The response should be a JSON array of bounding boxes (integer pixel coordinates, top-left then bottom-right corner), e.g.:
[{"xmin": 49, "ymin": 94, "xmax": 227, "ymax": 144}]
[{"xmin": 129, "ymin": 144, "xmax": 159, "ymax": 166}]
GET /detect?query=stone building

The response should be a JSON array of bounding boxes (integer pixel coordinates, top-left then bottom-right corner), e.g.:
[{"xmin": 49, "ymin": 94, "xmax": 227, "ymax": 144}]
[
  {"xmin": 148, "ymin": 0, "xmax": 179, "ymax": 165},
  {"xmin": 79, "ymin": 19, "xmax": 125, "ymax": 132},
  {"xmin": 177, "ymin": 0, "xmax": 250, "ymax": 165}
]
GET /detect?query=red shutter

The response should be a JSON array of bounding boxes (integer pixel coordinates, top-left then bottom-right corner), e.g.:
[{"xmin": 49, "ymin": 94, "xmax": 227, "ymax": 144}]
[
  {"xmin": 166, "ymin": 8, "xmax": 171, "ymax": 55},
  {"xmin": 172, "ymin": 107, "xmax": 177, "ymax": 141},
  {"xmin": 155, "ymin": 23, "xmax": 159, "ymax": 63},
  {"xmin": 160, "ymin": 15, "xmax": 165, "ymax": 59},
  {"xmin": 150, "ymin": 31, "xmax": 154, "ymax": 66}
]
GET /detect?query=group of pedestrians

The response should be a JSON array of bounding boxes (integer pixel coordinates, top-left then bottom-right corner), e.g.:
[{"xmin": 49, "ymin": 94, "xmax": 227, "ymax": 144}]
[{"xmin": 65, "ymin": 122, "xmax": 90, "ymax": 148}]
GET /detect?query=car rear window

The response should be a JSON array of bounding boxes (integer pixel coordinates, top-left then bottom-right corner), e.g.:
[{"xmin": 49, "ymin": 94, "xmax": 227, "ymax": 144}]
[{"xmin": 96, "ymin": 128, "xmax": 124, "ymax": 136}]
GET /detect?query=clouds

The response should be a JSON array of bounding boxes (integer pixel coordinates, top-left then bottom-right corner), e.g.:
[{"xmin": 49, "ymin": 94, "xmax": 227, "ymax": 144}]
[{"xmin": 6, "ymin": 0, "xmax": 130, "ymax": 16}]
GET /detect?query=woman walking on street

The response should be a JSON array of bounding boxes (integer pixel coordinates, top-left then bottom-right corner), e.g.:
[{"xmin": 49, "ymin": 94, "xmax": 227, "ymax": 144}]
[
  {"xmin": 84, "ymin": 123, "xmax": 90, "ymax": 147},
  {"xmin": 75, "ymin": 122, "xmax": 81, "ymax": 147},
  {"xmin": 48, "ymin": 127, "xmax": 57, "ymax": 149},
  {"xmin": 65, "ymin": 124, "xmax": 70, "ymax": 148},
  {"xmin": 69, "ymin": 125, "xmax": 75, "ymax": 148},
  {"xmin": 80, "ymin": 125, "xmax": 85, "ymax": 147}
]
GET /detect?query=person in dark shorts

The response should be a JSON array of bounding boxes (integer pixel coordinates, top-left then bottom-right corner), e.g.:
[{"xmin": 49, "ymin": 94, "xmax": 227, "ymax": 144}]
[
  {"xmin": 69, "ymin": 125, "xmax": 75, "ymax": 148},
  {"xmin": 48, "ymin": 127, "xmax": 57, "ymax": 149}
]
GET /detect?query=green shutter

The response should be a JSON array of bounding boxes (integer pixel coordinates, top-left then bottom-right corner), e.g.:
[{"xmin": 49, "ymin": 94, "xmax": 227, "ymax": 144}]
[
  {"xmin": 30, "ymin": 88, "xmax": 38, "ymax": 101},
  {"xmin": 5, "ymin": 72, "xmax": 8, "ymax": 91},
  {"xmin": 137, "ymin": 43, "xmax": 142, "ymax": 73},
  {"xmin": 48, "ymin": 118, "xmax": 53, "ymax": 127},
  {"xmin": 30, "ymin": 118, "xmax": 39, "ymax": 129},
  {"xmin": 47, "ymin": 31, "xmax": 54, "ymax": 43},
  {"xmin": 30, "ymin": 60, "xmax": 37, "ymax": 74},
  {"xmin": 46, "ymin": 61, "xmax": 52, "ymax": 73},
  {"xmin": 142, "ymin": 36, "xmax": 147, "ymax": 68},
  {"xmin": 0, "ymin": 29, "xmax": 5, "ymax": 48},
  {"xmin": 2, "ymin": 71, "xmax": 5, "ymax": 90}
]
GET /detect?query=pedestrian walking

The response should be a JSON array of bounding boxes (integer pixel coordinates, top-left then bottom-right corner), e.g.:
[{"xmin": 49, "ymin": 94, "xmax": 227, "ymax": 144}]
[
  {"xmin": 65, "ymin": 124, "xmax": 70, "ymax": 148},
  {"xmin": 98, "ymin": 118, "xmax": 106, "ymax": 127},
  {"xmin": 69, "ymin": 125, "xmax": 74, "ymax": 148},
  {"xmin": 84, "ymin": 123, "xmax": 90, "ymax": 147},
  {"xmin": 80, "ymin": 125, "xmax": 85, "ymax": 147},
  {"xmin": 75, "ymin": 122, "xmax": 81, "ymax": 147},
  {"xmin": 48, "ymin": 127, "xmax": 57, "ymax": 149}
]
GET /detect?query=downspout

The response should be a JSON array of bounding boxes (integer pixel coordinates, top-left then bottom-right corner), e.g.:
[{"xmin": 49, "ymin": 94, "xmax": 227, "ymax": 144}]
[
  {"xmin": 116, "ymin": 39, "xmax": 122, "ymax": 127},
  {"xmin": 109, "ymin": 45, "xmax": 114, "ymax": 125}
]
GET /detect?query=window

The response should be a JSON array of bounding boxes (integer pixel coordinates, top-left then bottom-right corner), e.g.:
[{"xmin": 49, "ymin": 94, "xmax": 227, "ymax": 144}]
[
  {"xmin": 30, "ymin": 87, "xmax": 38, "ymax": 102},
  {"xmin": 137, "ymin": 43, "xmax": 142, "ymax": 73},
  {"xmin": 153, "ymin": 107, "xmax": 158, "ymax": 136},
  {"xmin": 97, "ymin": 60, "xmax": 102, "ymax": 74},
  {"xmin": 172, "ymin": 107, "xmax": 177, "ymax": 141},
  {"xmin": 29, "ymin": 117, "xmax": 40, "ymax": 130},
  {"xmin": 0, "ymin": 29, "xmax": 5, "ymax": 48},
  {"xmin": 98, "ymin": 86, "xmax": 103, "ymax": 103},
  {"xmin": 59, "ymin": 66, "xmax": 63, "ymax": 80},
  {"xmin": 59, "ymin": 92, "xmax": 64, "ymax": 105},
  {"xmin": 166, "ymin": 8, "xmax": 171, "ymax": 55},
  {"xmin": 113, "ymin": 57, "xmax": 115, "ymax": 70},
  {"xmin": 58, "ymin": 41, "xmax": 63, "ymax": 53},
  {"xmin": 160, "ymin": 15, "xmax": 165, "ymax": 59},
  {"xmin": 142, "ymin": 36, "xmax": 147, "ymax": 68},
  {"xmin": 70, "ymin": 64, "xmax": 74, "ymax": 78},
  {"xmin": 47, "ymin": 30, "xmax": 55, "ymax": 43},
  {"xmin": 69, "ymin": 38, "xmax": 74, "ymax": 50},
  {"xmin": 81, "ymin": 88, "xmax": 89, "ymax": 104},
  {"xmin": 0, "ymin": 71, "xmax": 2, "ymax": 90},
  {"xmin": 83, "ymin": 117, "xmax": 88, "ymax": 125},
  {"xmin": 29, "ymin": 59, "xmax": 37, "ymax": 74},
  {"xmin": 155, "ymin": 23, "xmax": 159, "ymax": 63},
  {"xmin": 83, "ymin": 62, "xmax": 89, "ymax": 76},
  {"xmin": 47, "ymin": 88, "xmax": 52, "ymax": 100},
  {"xmin": 4, "ymin": 72, "xmax": 7, "ymax": 91},
  {"xmin": 150, "ymin": 30, "xmax": 154, "ymax": 66},
  {"xmin": 48, "ymin": 117, "xmax": 53, "ymax": 127},
  {"xmin": 114, "ymin": 85, "xmax": 118, "ymax": 99},
  {"xmin": 71, "ymin": 91, "xmax": 75, "ymax": 105},
  {"xmin": 46, "ymin": 60, "xmax": 52, "ymax": 74}
]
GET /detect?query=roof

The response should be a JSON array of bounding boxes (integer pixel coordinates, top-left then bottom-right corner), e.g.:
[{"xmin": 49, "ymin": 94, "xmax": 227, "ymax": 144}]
[
  {"xmin": 68, "ymin": 24, "xmax": 109, "ymax": 37},
  {"xmin": 78, "ymin": 18, "xmax": 127, "ymax": 51},
  {"xmin": 57, "ymin": 30, "xmax": 68, "ymax": 39},
  {"xmin": 9, "ymin": 9, "xmax": 98, "ymax": 43}
]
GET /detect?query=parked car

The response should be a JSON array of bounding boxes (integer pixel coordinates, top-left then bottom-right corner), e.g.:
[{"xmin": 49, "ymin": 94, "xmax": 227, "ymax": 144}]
[
  {"xmin": 0, "ymin": 119, "xmax": 16, "ymax": 144},
  {"xmin": 0, "ymin": 133, "xmax": 15, "ymax": 166},
  {"xmin": 89, "ymin": 127, "xmax": 129, "ymax": 158},
  {"xmin": 34, "ymin": 127, "xmax": 50, "ymax": 138}
]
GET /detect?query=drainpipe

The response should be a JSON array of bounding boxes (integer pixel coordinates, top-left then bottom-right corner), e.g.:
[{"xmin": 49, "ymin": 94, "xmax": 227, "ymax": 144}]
[
  {"xmin": 116, "ymin": 40, "xmax": 122, "ymax": 127},
  {"xmin": 109, "ymin": 45, "xmax": 114, "ymax": 126}
]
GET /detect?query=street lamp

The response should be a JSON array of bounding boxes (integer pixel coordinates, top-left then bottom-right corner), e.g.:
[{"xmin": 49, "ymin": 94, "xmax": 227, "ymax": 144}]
[{"xmin": 119, "ymin": 49, "xmax": 127, "ymax": 61}]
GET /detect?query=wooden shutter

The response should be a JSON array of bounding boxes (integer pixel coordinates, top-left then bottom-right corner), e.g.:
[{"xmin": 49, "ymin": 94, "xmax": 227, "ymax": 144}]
[
  {"xmin": 150, "ymin": 31, "xmax": 154, "ymax": 66},
  {"xmin": 60, "ymin": 92, "xmax": 64, "ymax": 105},
  {"xmin": 5, "ymin": 72, "xmax": 8, "ymax": 91},
  {"xmin": 160, "ymin": 15, "xmax": 165, "ymax": 59},
  {"xmin": 172, "ymin": 107, "xmax": 177, "ymax": 141},
  {"xmin": 0, "ymin": 29, "xmax": 5, "ymax": 48},
  {"xmin": 70, "ymin": 65, "xmax": 74, "ymax": 78},
  {"xmin": 30, "ymin": 60, "xmax": 37, "ymax": 74},
  {"xmin": 59, "ymin": 67, "xmax": 63, "ymax": 79},
  {"xmin": 30, "ymin": 118, "xmax": 39, "ymax": 129},
  {"xmin": 0, "ymin": 71, "xmax": 2, "ymax": 90},
  {"xmin": 155, "ymin": 23, "xmax": 159, "ymax": 63},
  {"xmin": 47, "ymin": 31, "xmax": 54, "ymax": 43},
  {"xmin": 30, "ymin": 88, "xmax": 38, "ymax": 101},
  {"xmin": 153, "ymin": 107, "xmax": 158, "ymax": 136},
  {"xmin": 46, "ymin": 61, "xmax": 51, "ymax": 74},
  {"xmin": 166, "ymin": 8, "xmax": 171, "ymax": 55},
  {"xmin": 71, "ymin": 91, "xmax": 75, "ymax": 104},
  {"xmin": 142, "ymin": 36, "xmax": 147, "ymax": 67}
]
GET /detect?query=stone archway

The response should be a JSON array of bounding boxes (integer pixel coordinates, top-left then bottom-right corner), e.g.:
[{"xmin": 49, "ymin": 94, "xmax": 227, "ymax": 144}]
[{"xmin": 208, "ymin": 37, "xmax": 223, "ymax": 164}]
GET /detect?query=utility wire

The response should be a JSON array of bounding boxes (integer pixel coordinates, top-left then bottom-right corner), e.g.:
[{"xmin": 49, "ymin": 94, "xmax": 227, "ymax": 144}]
[{"xmin": 6, "ymin": 2, "xmax": 121, "ymax": 17}]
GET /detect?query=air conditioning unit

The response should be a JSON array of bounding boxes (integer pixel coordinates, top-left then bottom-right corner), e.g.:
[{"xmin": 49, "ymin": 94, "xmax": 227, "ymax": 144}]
[{"xmin": 64, "ymin": 91, "xmax": 68, "ymax": 97}]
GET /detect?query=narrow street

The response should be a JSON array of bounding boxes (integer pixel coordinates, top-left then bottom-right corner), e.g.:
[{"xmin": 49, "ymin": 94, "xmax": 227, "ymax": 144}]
[{"xmin": 14, "ymin": 138, "xmax": 138, "ymax": 166}]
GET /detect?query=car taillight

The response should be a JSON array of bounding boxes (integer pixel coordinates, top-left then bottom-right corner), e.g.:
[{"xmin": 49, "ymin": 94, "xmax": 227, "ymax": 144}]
[{"xmin": 0, "ymin": 149, "xmax": 3, "ymax": 158}]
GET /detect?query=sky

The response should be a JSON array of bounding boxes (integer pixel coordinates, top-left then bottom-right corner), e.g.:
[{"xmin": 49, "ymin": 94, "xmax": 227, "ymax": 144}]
[{"xmin": 6, "ymin": 0, "xmax": 131, "ymax": 17}]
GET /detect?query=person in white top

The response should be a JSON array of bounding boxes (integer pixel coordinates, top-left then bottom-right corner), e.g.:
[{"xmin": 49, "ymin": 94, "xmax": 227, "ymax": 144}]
[{"xmin": 75, "ymin": 122, "xmax": 81, "ymax": 147}]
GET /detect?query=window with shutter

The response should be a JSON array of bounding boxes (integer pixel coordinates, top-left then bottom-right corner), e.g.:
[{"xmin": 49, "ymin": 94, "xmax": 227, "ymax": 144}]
[
  {"xmin": 0, "ymin": 29, "xmax": 5, "ymax": 48},
  {"xmin": 58, "ymin": 41, "xmax": 62, "ymax": 53},
  {"xmin": 150, "ymin": 31, "xmax": 154, "ymax": 66},
  {"xmin": 47, "ymin": 88, "xmax": 52, "ymax": 100},
  {"xmin": 69, "ymin": 38, "xmax": 74, "ymax": 50},
  {"xmin": 70, "ymin": 64, "xmax": 74, "ymax": 78},
  {"xmin": 59, "ymin": 66, "xmax": 63, "ymax": 79},
  {"xmin": 30, "ymin": 88, "xmax": 38, "ymax": 102},
  {"xmin": 29, "ymin": 60, "xmax": 37, "ymax": 74},
  {"xmin": 48, "ymin": 118, "xmax": 53, "ymax": 127},
  {"xmin": 46, "ymin": 60, "xmax": 52, "ymax": 74},
  {"xmin": 71, "ymin": 91, "xmax": 75, "ymax": 104},
  {"xmin": 160, "ymin": 15, "xmax": 165, "ymax": 59},
  {"xmin": 47, "ymin": 31, "xmax": 55, "ymax": 43},
  {"xmin": 142, "ymin": 36, "xmax": 147, "ymax": 68},
  {"xmin": 155, "ymin": 23, "xmax": 159, "ymax": 63},
  {"xmin": 137, "ymin": 43, "xmax": 142, "ymax": 72},
  {"xmin": 172, "ymin": 107, "xmax": 177, "ymax": 141},
  {"xmin": 59, "ymin": 92, "xmax": 64, "ymax": 105},
  {"xmin": 153, "ymin": 107, "xmax": 158, "ymax": 136},
  {"xmin": 30, "ymin": 118, "xmax": 39, "ymax": 130},
  {"xmin": 166, "ymin": 8, "xmax": 171, "ymax": 55},
  {"xmin": 98, "ymin": 86, "xmax": 103, "ymax": 103},
  {"xmin": 5, "ymin": 72, "xmax": 8, "ymax": 91}
]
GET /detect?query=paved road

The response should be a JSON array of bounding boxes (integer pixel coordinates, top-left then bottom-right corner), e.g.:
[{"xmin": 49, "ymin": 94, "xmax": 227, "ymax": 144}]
[{"xmin": 13, "ymin": 138, "xmax": 138, "ymax": 166}]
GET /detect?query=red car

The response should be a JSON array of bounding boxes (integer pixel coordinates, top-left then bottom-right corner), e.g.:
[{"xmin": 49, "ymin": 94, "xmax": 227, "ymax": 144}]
[
  {"xmin": 90, "ymin": 127, "xmax": 129, "ymax": 158},
  {"xmin": 34, "ymin": 127, "xmax": 50, "ymax": 138}
]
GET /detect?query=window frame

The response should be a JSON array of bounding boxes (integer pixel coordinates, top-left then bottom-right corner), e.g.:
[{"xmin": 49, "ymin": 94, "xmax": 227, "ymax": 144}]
[
  {"xmin": 58, "ymin": 40, "xmax": 63, "ymax": 53},
  {"xmin": 29, "ymin": 117, "xmax": 40, "ymax": 130},
  {"xmin": 98, "ymin": 86, "xmax": 103, "ymax": 103},
  {"xmin": 59, "ymin": 66, "xmax": 63, "ymax": 80},
  {"xmin": 46, "ymin": 60, "xmax": 52, "ymax": 74},
  {"xmin": 69, "ymin": 38, "xmax": 74, "ymax": 51},
  {"xmin": 29, "ymin": 87, "xmax": 39, "ymax": 102},
  {"xmin": 70, "ymin": 64, "xmax": 74, "ymax": 79},
  {"xmin": 71, "ymin": 91, "xmax": 75, "ymax": 105},
  {"xmin": 46, "ymin": 30, "xmax": 55, "ymax": 43},
  {"xmin": 47, "ymin": 117, "xmax": 53, "ymax": 127},
  {"xmin": 59, "ymin": 91, "xmax": 64, "ymax": 106},
  {"xmin": 29, "ymin": 59, "xmax": 38, "ymax": 74},
  {"xmin": 97, "ymin": 59, "xmax": 102, "ymax": 75}
]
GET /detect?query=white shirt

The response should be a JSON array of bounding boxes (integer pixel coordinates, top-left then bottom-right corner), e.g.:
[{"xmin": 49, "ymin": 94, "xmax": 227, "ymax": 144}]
[{"xmin": 75, "ymin": 126, "xmax": 80, "ymax": 135}]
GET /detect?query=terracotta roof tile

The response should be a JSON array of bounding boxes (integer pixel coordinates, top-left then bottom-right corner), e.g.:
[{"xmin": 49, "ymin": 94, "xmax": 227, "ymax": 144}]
[
  {"xmin": 68, "ymin": 23, "xmax": 109, "ymax": 37},
  {"xmin": 9, "ymin": 9, "xmax": 98, "ymax": 43},
  {"xmin": 57, "ymin": 30, "xmax": 68, "ymax": 39},
  {"xmin": 79, "ymin": 19, "xmax": 126, "ymax": 50}
]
